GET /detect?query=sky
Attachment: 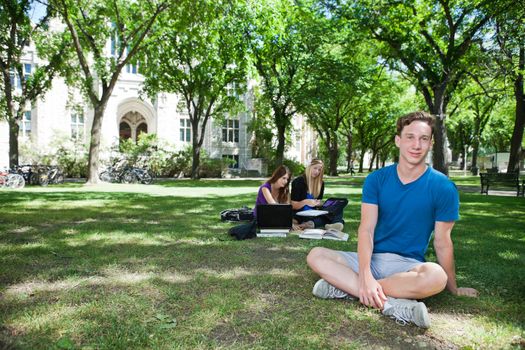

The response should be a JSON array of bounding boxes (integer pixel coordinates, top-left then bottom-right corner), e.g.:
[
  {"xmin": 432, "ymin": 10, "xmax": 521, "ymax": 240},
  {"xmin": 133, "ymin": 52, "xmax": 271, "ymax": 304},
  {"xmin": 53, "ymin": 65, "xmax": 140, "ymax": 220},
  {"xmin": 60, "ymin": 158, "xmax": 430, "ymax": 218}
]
[{"xmin": 29, "ymin": 1, "xmax": 47, "ymax": 22}]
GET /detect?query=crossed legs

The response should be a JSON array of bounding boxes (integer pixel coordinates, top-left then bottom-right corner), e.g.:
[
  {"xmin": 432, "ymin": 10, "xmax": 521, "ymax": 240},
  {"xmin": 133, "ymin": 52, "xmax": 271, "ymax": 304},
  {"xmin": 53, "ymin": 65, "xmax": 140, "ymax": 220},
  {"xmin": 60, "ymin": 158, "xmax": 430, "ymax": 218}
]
[{"xmin": 306, "ymin": 247, "xmax": 448, "ymax": 304}]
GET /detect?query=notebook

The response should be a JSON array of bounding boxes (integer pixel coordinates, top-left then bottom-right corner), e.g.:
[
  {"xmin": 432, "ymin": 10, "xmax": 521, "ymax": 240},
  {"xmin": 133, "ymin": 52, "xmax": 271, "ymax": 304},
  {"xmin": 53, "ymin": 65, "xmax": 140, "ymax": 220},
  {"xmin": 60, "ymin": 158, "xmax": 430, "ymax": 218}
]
[{"xmin": 256, "ymin": 204, "xmax": 292, "ymax": 237}]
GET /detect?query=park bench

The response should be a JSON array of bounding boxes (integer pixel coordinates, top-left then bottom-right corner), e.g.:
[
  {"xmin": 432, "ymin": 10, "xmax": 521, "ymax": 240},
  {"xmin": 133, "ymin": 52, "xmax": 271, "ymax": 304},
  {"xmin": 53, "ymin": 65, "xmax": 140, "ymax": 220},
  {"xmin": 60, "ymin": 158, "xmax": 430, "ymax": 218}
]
[{"xmin": 479, "ymin": 172, "xmax": 524, "ymax": 196}]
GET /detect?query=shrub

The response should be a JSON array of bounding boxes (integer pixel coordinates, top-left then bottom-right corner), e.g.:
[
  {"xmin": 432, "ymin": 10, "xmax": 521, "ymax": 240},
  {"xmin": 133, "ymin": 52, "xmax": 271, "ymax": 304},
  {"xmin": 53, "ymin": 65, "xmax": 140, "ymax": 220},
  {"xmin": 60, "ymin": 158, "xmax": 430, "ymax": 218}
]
[
  {"xmin": 283, "ymin": 158, "xmax": 305, "ymax": 177},
  {"xmin": 116, "ymin": 135, "xmax": 192, "ymax": 177},
  {"xmin": 54, "ymin": 140, "xmax": 88, "ymax": 178},
  {"xmin": 19, "ymin": 136, "xmax": 88, "ymax": 178},
  {"xmin": 198, "ymin": 157, "xmax": 223, "ymax": 178}
]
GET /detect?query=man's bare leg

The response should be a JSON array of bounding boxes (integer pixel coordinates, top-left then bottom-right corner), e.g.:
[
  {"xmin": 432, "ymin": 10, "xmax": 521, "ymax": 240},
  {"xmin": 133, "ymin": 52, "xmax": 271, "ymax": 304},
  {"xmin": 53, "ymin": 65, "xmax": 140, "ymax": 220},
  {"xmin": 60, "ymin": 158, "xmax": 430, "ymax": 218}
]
[
  {"xmin": 307, "ymin": 247, "xmax": 360, "ymax": 297},
  {"xmin": 379, "ymin": 262, "xmax": 448, "ymax": 299},
  {"xmin": 307, "ymin": 248, "xmax": 448, "ymax": 302}
]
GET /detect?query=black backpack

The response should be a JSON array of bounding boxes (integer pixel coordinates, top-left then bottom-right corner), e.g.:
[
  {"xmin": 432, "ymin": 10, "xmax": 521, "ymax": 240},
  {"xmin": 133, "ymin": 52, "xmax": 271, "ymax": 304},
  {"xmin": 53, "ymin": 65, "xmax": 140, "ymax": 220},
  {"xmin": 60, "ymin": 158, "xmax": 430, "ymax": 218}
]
[{"xmin": 220, "ymin": 206, "xmax": 254, "ymax": 222}]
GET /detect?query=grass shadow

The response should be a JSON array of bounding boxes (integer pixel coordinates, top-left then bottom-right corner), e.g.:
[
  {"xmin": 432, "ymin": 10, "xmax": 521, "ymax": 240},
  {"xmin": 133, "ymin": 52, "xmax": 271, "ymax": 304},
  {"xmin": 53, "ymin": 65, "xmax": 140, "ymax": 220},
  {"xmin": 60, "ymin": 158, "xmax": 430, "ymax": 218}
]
[{"xmin": 0, "ymin": 184, "xmax": 523, "ymax": 349}]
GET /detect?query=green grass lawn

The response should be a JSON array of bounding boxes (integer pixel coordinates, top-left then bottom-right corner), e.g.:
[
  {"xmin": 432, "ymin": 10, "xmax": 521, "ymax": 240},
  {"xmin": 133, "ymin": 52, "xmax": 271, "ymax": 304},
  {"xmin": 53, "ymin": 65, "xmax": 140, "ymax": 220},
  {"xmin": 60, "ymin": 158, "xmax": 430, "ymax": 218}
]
[{"xmin": 0, "ymin": 179, "xmax": 523, "ymax": 349}]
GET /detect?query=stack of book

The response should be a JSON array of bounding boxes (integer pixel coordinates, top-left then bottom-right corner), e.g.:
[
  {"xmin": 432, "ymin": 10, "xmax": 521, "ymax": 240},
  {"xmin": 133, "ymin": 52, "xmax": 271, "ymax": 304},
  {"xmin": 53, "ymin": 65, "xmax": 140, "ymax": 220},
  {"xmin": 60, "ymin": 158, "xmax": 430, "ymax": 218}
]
[
  {"xmin": 298, "ymin": 228, "xmax": 349, "ymax": 241},
  {"xmin": 257, "ymin": 229, "xmax": 288, "ymax": 238}
]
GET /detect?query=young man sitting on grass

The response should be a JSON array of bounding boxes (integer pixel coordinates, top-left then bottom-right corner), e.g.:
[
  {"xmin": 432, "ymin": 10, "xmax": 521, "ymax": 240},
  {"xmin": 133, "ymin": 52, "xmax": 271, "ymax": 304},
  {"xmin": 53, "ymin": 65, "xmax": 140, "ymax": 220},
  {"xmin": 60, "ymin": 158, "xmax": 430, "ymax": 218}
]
[{"xmin": 306, "ymin": 111, "xmax": 478, "ymax": 328}]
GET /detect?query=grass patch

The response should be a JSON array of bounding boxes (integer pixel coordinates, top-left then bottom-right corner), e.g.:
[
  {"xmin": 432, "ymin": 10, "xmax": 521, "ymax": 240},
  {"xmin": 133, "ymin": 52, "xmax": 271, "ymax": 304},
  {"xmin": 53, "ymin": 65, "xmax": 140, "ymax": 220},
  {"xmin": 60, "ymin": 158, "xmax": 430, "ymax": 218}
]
[{"xmin": 0, "ymin": 179, "xmax": 523, "ymax": 349}]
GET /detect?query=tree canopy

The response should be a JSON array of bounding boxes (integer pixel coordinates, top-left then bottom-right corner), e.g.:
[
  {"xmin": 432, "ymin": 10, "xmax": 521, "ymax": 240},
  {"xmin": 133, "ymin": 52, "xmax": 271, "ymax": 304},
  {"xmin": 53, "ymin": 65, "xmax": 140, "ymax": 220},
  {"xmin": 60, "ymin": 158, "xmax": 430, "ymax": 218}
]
[
  {"xmin": 0, "ymin": 0, "xmax": 69, "ymax": 168},
  {"xmin": 140, "ymin": 0, "xmax": 249, "ymax": 179},
  {"xmin": 2, "ymin": 0, "xmax": 521, "ymax": 176},
  {"xmin": 51, "ymin": 0, "xmax": 168, "ymax": 183}
]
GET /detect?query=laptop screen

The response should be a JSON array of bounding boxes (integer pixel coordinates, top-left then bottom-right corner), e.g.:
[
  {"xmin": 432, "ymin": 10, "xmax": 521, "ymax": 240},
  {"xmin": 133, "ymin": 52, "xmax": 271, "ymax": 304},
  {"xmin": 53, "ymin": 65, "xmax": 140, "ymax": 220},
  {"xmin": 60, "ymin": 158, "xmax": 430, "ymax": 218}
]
[{"xmin": 256, "ymin": 204, "xmax": 293, "ymax": 229}]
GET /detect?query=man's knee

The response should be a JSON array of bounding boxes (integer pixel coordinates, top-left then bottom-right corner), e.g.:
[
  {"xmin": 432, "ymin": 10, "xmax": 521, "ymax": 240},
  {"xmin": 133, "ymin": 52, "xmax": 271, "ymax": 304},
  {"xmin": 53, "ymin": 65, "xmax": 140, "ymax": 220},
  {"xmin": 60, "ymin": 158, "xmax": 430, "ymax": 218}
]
[
  {"xmin": 416, "ymin": 262, "xmax": 448, "ymax": 295},
  {"xmin": 306, "ymin": 247, "xmax": 334, "ymax": 269},
  {"xmin": 306, "ymin": 247, "xmax": 325, "ymax": 267}
]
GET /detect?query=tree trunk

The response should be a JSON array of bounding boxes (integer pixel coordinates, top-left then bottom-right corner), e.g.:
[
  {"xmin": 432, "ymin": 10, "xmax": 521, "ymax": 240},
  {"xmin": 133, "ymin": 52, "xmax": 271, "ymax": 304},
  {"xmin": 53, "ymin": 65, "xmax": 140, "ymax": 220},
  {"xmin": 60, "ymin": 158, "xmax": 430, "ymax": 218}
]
[
  {"xmin": 328, "ymin": 141, "xmax": 338, "ymax": 176},
  {"xmin": 471, "ymin": 118, "xmax": 481, "ymax": 175},
  {"xmin": 368, "ymin": 150, "xmax": 376, "ymax": 172},
  {"xmin": 346, "ymin": 131, "xmax": 353, "ymax": 173},
  {"xmin": 471, "ymin": 142, "xmax": 479, "ymax": 175},
  {"xmin": 359, "ymin": 151, "xmax": 365, "ymax": 173},
  {"xmin": 86, "ymin": 105, "xmax": 105, "ymax": 184},
  {"xmin": 507, "ymin": 45, "xmax": 525, "ymax": 173},
  {"xmin": 189, "ymin": 114, "xmax": 202, "ymax": 179},
  {"xmin": 8, "ymin": 117, "xmax": 20, "ymax": 169},
  {"xmin": 422, "ymin": 85, "xmax": 449, "ymax": 175},
  {"xmin": 191, "ymin": 143, "xmax": 201, "ymax": 180},
  {"xmin": 432, "ymin": 111, "xmax": 448, "ymax": 175},
  {"xmin": 275, "ymin": 122, "xmax": 286, "ymax": 166}
]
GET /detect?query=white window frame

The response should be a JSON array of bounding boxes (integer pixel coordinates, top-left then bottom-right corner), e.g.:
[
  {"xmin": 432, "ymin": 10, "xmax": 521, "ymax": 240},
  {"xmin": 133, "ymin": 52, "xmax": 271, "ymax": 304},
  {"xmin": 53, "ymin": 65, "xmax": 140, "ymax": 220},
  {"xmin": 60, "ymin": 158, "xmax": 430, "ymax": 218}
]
[
  {"xmin": 71, "ymin": 112, "xmax": 85, "ymax": 140},
  {"xmin": 222, "ymin": 119, "xmax": 239, "ymax": 143},
  {"xmin": 19, "ymin": 111, "xmax": 31, "ymax": 138},
  {"xmin": 180, "ymin": 118, "xmax": 191, "ymax": 142}
]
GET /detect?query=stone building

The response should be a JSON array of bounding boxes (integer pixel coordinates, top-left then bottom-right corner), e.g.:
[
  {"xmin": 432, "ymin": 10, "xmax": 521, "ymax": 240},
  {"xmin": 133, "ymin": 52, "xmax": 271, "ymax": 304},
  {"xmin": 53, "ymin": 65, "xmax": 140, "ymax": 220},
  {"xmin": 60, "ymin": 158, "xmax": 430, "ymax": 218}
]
[{"xmin": 0, "ymin": 37, "xmax": 318, "ymax": 175}]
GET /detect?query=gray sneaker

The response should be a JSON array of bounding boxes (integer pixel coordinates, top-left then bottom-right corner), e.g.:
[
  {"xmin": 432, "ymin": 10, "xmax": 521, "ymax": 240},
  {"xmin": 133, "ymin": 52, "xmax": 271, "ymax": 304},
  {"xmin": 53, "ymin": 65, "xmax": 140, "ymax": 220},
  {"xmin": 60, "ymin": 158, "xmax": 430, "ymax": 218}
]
[
  {"xmin": 312, "ymin": 279, "xmax": 355, "ymax": 300},
  {"xmin": 382, "ymin": 297, "xmax": 430, "ymax": 328},
  {"xmin": 302, "ymin": 221, "xmax": 315, "ymax": 229},
  {"xmin": 325, "ymin": 222, "xmax": 344, "ymax": 232}
]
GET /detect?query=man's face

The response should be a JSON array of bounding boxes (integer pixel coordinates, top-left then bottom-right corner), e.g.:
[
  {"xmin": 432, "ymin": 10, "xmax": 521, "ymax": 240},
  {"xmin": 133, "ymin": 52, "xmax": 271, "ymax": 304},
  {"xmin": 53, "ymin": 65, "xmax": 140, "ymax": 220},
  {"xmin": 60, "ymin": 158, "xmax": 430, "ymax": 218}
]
[{"xmin": 395, "ymin": 120, "xmax": 433, "ymax": 167}]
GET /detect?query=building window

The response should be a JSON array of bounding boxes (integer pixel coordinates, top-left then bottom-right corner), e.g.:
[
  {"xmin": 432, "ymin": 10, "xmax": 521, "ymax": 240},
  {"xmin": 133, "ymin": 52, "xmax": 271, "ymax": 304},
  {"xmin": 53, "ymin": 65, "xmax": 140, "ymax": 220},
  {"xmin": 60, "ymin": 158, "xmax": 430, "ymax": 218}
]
[
  {"xmin": 9, "ymin": 64, "xmax": 31, "ymax": 89},
  {"xmin": 71, "ymin": 113, "xmax": 84, "ymax": 140},
  {"xmin": 19, "ymin": 111, "xmax": 31, "ymax": 138},
  {"xmin": 125, "ymin": 62, "xmax": 139, "ymax": 74},
  {"xmin": 222, "ymin": 154, "xmax": 239, "ymax": 169},
  {"xmin": 180, "ymin": 118, "xmax": 191, "ymax": 142},
  {"xmin": 120, "ymin": 122, "xmax": 131, "ymax": 140},
  {"xmin": 24, "ymin": 63, "xmax": 32, "ymax": 81},
  {"xmin": 111, "ymin": 27, "xmax": 139, "ymax": 75},
  {"xmin": 222, "ymin": 119, "xmax": 239, "ymax": 143},
  {"xmin": 111, "ymin": 34, "xmax": 117, "ymax": 56}
]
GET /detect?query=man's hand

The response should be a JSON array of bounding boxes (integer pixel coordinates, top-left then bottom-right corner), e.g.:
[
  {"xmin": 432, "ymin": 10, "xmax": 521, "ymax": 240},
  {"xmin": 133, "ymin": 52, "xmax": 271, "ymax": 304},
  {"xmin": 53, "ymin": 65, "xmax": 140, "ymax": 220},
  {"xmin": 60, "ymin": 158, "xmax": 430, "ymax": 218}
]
[
  {"xmin": 359, "ymin": 273, "xmax": 387, "ymax": 309},
  {"xmin": 453, "ymin": 287, "xmax": 479, "ymax": 297}
]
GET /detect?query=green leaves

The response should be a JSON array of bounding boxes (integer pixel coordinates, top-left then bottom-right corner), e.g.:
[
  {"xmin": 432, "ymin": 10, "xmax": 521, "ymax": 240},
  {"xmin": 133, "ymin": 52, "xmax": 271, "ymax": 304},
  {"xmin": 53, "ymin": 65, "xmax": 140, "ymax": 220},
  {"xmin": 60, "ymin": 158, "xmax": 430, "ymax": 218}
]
[{"xmin": 139, "ymin": 0, "xmax": 250, "ymax": 177}]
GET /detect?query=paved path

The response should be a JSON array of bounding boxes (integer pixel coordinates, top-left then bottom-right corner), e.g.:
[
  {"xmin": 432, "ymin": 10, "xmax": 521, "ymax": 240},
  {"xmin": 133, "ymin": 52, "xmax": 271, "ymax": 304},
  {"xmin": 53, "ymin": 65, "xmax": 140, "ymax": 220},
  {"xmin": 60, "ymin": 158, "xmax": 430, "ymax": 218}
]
[{"xmin": 457, "ymin": 185, "xmax": 521, "ymax": 197}]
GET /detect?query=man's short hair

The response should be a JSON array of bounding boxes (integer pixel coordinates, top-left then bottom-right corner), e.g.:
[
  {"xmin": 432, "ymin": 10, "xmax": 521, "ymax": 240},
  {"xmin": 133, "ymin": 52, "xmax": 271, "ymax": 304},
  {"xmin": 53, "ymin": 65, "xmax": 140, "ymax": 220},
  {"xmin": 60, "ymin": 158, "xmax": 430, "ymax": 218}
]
[{"xmin": 396, "ymin": 111, "xmax": 435, "ymax": 136}]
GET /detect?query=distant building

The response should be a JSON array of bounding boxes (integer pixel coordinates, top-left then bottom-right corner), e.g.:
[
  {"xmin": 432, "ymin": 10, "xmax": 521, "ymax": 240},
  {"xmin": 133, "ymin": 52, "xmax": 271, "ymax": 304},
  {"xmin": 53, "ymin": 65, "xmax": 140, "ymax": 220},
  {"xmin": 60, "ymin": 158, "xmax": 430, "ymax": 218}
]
[{"xmin": 0, "ymin": 34, "xmax": 318, "ymax": 175}]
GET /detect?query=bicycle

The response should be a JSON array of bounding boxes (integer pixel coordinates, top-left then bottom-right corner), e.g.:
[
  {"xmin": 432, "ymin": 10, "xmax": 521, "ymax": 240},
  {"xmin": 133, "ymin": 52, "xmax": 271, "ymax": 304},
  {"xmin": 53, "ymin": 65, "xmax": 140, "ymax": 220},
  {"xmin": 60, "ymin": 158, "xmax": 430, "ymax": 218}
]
[
  {"xmin": 0, "ymin": 169, "xmax": 25, "ymax": 189},
  {"xmin": 121, "ymin": 167, "xmax": 154, "ymax": 184},
  {"xmin": 99, "ymin": 158, "xmax": 129, "ymax": 183},
  {"xmin": 45, "ymin": 165, "xmax": 65, "ymax": 184}
]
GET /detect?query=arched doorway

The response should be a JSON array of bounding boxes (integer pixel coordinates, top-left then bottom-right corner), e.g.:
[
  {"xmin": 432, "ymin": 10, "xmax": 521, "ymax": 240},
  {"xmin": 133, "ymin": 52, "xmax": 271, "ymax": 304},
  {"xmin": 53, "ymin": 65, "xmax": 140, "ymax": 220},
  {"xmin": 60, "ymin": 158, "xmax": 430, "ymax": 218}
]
[{"xmin": 119, "ymin": 111, "xmax": 148, "ymax": 143}]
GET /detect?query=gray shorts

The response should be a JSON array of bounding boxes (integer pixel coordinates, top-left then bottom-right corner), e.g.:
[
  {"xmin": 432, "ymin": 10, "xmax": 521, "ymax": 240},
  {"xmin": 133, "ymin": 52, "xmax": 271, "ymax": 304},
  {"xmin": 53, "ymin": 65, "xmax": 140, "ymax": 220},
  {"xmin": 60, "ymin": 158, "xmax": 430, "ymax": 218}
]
[{"xmin": 338, "ymin": 251, "xmax": 423, "ymax": 280}]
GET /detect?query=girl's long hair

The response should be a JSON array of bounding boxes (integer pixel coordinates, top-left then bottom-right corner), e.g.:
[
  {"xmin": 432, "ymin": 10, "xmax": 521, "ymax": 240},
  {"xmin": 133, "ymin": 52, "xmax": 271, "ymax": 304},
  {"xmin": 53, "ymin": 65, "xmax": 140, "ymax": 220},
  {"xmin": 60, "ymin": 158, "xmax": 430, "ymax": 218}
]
[
  {"xmin": 267, "ymin": 165, "xmax": 292, "ymax": 203},
  {"xmin": 304, "ymin": 159, "xmax": 324, "ymax": 198}
]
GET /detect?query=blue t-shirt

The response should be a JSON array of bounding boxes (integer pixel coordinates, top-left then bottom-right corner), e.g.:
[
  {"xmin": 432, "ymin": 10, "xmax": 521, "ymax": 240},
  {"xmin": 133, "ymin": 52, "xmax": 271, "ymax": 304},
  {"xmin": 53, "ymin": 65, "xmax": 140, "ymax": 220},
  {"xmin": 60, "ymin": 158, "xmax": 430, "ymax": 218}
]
[{"xmin": 362, "ymin": 164, "xmax": 459, "ymax": 262}]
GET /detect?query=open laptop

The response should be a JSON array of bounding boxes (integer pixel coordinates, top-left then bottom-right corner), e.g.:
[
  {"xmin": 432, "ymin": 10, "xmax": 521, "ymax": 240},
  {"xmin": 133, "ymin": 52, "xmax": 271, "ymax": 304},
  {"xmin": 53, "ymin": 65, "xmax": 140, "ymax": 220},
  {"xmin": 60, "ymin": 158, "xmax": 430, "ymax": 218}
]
[{"xmin": 256, "ymin": 204, "xmax": 293, "ymax": 237}]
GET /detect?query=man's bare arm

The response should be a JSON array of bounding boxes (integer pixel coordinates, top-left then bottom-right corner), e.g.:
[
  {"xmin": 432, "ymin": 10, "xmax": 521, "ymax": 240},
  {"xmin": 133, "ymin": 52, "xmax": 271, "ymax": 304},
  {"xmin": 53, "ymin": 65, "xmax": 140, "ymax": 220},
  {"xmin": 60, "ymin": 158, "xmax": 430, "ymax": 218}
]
[
  {"xmin": 358, "ymin": 203, "xmax": 387, "ymax": 308},
  {"xmin": 433, "ymin": 221, "xmax": 478, "ymax": 297}
]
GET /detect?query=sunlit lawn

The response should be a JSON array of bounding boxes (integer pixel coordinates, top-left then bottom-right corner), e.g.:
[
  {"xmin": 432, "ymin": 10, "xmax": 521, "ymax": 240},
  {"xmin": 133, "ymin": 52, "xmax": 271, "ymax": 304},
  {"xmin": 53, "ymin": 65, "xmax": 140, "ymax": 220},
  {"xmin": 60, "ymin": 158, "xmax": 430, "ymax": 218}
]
[{"xmin": 0, "ymin": 178, "xmax": 523, "ymax": 349}]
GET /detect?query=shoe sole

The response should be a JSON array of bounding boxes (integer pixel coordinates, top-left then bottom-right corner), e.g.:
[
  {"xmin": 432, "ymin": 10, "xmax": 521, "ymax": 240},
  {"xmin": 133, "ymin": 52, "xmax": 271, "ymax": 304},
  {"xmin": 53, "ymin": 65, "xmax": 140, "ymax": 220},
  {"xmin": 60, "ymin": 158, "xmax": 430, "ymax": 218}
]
[
  {"xmin": 312, "ymin": 279, "xmax": 329, "ymax": 299},
  {"xmin": 413, "ymin": 302, "xmax": 431, "ymax": 328}
]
